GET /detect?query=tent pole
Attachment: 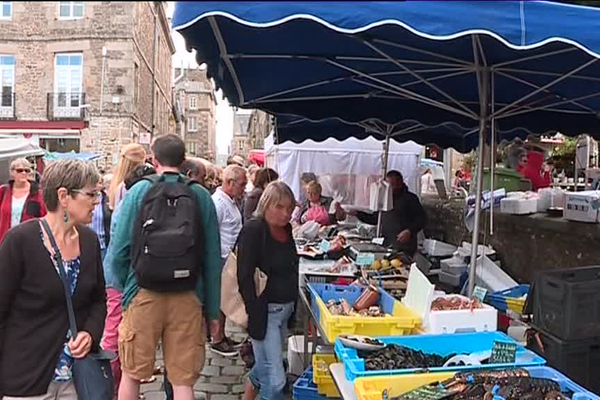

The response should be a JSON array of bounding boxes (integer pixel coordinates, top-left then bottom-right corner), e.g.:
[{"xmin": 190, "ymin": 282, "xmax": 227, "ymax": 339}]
[
  {"xmin": 490, "ymin": 73, "xmax": 496, "ymax": 236},
  {"xmin": 377, "ymin": 132, "xmax": 391, "ymax": 237},
  {"xmin": 468, "ymin": 120, "xmax": 487, "ymax": 296}
]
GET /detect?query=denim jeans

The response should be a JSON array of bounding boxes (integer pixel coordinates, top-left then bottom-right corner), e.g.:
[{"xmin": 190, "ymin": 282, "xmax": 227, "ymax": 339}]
[{"xmin": 249, "ymin": 302, "xmax": 294, "ymax": 400}]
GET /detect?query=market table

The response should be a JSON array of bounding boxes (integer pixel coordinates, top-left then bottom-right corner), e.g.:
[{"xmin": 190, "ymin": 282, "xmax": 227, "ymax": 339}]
[
  {"xmin": 330, "ymin": 363, "xmax": 358, "ymax": 400},
  {"xmin": 299, "ymin": 275, "xmax": 333, "ymax": 369}
]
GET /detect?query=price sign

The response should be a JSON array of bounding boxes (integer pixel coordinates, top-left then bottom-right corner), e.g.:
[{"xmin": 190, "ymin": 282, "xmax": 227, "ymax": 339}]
[
  {"xmin": 372, "ymin": 237, "xmax": 385, "ymax": 245},
  {"xmin": 472, "ymin": 286, "xmax": 488, "ymax": 302},
  {"xmin": 355, "ymin": 253, "xmax": 375, "ymax": 266},
  {"xmin": 489, "ymin": 340, "xmax": 517, "ymax": 364},
  {"xmin": 319, "ymin": 240, "xmax": 330, "ymax": 253},
  {"xmin": 396, "ymin": 383, "xmax": 451, "ymax": 400}
]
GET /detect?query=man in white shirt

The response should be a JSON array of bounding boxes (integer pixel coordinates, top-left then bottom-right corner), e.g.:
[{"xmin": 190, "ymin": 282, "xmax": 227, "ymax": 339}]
[{"xmin": 211, "ymin": 165, "xmax": 248, "ymax": 356}]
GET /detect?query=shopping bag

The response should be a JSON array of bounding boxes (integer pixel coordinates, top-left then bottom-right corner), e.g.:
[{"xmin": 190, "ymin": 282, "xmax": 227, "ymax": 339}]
[{"xmin": 221, "ymin": 252, "xmax": 267, "ymax": 328}]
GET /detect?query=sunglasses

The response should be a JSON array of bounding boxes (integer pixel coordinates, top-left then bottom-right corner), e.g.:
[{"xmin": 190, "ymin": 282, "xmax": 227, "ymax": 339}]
[{"xmin": 13, "ymin": 168, "xmax": 31, "ymax": 174}]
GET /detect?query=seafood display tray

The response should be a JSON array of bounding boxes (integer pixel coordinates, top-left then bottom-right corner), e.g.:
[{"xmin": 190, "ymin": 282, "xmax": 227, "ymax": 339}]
[
  {"xmin": 335, "ymin": 331, "xmax": 546, "ymax": 382},
  {"xmin": 353, "ymin": 366, "xmax": 600, "ymax": 400},
  {"xmin": 293, "ymin": 367, "xmax": 337, "ymax": 400},
  {"xmin": 307, "ymin": 283, "xmax": 421, "ymax": 343},
  {"xmin": 529, "ymin": 328, "xmax": 600, "ymax": 394},
  {"xmin": 427, "ymin": 294, "xmax": 498, "ymax": 334}
]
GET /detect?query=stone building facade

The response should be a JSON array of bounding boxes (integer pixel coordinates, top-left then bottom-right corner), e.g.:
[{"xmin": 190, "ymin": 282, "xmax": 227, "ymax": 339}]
[
  {"xmin": 230, "ymin": 109, "xmax": 252, "ymax": 158},
  {"xmin": 0, "ymin": 1, "xmax": 175, "ymax": 167},
  {"xmin": 174, "ymin": 67, "xmax": 216, "ymax": 161},
  {"xmin": 247, "ymin": 109, "xmax": 271, "ymax": 150}
]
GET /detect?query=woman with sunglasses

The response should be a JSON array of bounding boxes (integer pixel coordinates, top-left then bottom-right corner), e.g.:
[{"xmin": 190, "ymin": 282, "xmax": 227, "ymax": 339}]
[{"xmin": 0, "ymin": 157, "xmax": 47, "ymax": 243}]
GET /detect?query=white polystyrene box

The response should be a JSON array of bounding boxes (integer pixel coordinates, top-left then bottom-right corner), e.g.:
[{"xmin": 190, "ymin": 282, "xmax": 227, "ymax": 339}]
[
  {"xmin": 500, "ymin": 197, "xmax": 537, "ymax": 215},
  {"xmin": 564, "ymin": 191, "xmax": 600, "ymax": 223}
]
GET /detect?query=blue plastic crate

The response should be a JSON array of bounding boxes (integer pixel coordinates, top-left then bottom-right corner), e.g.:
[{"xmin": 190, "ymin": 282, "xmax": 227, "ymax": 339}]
[
  {"xmin": 525, "ymin": 367, "xmax": 599, "ymax": 400},
  {"xmin": 293, "ymin": 367, "xmax": 338, "ymax": 400},
  {"xmin": 335, "ymin": 331, "xmax": 546, "ymax": 381},
  {"xmin": 486, "ymin": 284, "xmax": 530, "ymax": 313}
]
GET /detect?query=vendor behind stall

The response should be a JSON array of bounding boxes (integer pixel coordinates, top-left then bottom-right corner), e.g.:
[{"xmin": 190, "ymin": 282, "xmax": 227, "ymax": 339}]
[
  {"xmin": 348, "ymin": 170, "xmax": 427, "ymax": 255},
  {"xmin": 297, "ymin": 181, "xmax": 345, "ymax": 226},
  {"xmin": 516, "ymin": 148, "xmax": 552, "ymax": 191}
]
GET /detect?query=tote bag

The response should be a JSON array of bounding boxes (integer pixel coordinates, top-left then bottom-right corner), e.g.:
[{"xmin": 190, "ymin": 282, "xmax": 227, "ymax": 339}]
[{"xmin": 221, "ymin": 251, "xmax": 267, "ymax": 328}]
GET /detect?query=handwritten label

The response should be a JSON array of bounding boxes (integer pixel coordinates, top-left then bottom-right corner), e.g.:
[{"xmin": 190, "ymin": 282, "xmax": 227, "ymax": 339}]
[
  {"xmin": 397, "ymin": 383, "xmax": 451, "ymax": 400},
  {"xmin": 489, "ymin": 340, "xmax": 517, "ymax": 364},
  {"xmin": 372, "ymin": 237, "xmax": 385, "ymax": 245},
  {"xmin": 355, "ymin": 253, "xmax": 376, "ymax": 266},
  {"xmin": 319, "ymin": 240, "xmax": 330, "ymax": 253},
  {"xmin": 472, "ymin": 286, "xmax": 488, "ymax": 302}
]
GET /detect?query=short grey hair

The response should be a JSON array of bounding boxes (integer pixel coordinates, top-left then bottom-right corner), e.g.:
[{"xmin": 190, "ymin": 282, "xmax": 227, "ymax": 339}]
[
  {"xmin": 223, "ymin": 165, "xmax": 246, "ymax": 182},
  {"xmin": 254, "ymin": 181, "xmax": 296, "ymax": 218},
  {"xmin": 42, "ymin": 159, "xmax": 101, "ymax": 211},
  {"xmin": 10, "ymin": 157, "xmax": 32, "ymax": 170}
]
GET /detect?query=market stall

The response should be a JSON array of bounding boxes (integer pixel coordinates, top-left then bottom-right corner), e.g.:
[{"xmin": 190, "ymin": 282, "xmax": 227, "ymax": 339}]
[
  {"xmin": 265, "ymin": 133, "xmax": 421, "ymax": 203},
  {"xmin": 174, "ymin": 2, "xmax": 600, "ymax": 398}
]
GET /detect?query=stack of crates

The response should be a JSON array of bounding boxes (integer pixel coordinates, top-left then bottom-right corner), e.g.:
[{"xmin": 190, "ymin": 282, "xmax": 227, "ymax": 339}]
[
  {"xmin": 293, "ymin": 367, "xmax": 340, "ymax": 400},
  {"xmin": 531, "ymin": 266, "xmax": 600, "ymax": 394}
]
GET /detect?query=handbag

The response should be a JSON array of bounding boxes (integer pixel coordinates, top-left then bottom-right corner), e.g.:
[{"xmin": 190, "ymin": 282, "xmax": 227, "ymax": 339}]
[
  {"xmin": 41, "ymin": 219, "xmax": 115, "ymax": 400},
  {"xmin": 221, "ymin": 250, "xmax": 268, "ymax": 328}
]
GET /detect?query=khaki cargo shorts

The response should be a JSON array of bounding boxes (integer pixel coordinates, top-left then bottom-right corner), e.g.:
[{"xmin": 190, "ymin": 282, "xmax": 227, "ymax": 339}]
[{"xmin": 118, "ymin": 289, "xmax": 206, "ymax": 386}]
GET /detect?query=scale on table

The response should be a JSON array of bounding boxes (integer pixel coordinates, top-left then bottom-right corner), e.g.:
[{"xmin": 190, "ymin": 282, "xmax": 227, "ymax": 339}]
[{"xmin": 348, "ymin": 242, "xmax": 390, "ymax": 263}]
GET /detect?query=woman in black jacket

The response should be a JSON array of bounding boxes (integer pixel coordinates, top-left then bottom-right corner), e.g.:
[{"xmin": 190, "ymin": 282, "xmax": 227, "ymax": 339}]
[
  {"xmin": 238, "ymin": 181, "xmax": 298, "ymax": 400},
  {"xmin": 0, "ymin": 159, "xmax": 107, "ymax": 399}
]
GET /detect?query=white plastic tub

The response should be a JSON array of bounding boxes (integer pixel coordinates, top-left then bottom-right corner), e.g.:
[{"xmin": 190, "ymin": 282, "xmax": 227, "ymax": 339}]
[
  {"xmin": 423, "ymin": 239, "xmax": 457, "ymax": 257},
  {"xmin": 287, "ymin": 335, "xmax": 314, "ymax": 376}
]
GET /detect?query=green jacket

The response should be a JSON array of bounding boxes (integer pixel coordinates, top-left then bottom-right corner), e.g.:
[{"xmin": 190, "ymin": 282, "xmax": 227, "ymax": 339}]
[{"xmin": 110, "ymin": 173, "xmax": 222, "ymax": 320}]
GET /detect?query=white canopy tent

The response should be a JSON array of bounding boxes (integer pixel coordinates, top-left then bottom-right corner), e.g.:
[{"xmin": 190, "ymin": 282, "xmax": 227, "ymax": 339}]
[{"xmin": 264, "ymin": 134, "xmax": 422, "ymax": 206}]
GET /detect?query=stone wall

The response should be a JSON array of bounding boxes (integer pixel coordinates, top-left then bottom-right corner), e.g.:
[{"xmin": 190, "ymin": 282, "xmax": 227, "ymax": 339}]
[{"xmin": 423, "ymin": 197, "xmax": 600, "ymax": 283}]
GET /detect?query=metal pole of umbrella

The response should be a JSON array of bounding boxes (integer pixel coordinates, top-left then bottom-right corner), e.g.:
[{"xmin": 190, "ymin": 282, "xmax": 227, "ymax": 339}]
[
  {"xmin": 468, "ymin": 60, "xmax": 489, "ymax": 296},
  {"xmin": 490, "ymin": 73, "xmax": 496, "ymax": 236},
  {"xmin": 377, "ymin": 131, "xmax": 391, "ymax": 237}
]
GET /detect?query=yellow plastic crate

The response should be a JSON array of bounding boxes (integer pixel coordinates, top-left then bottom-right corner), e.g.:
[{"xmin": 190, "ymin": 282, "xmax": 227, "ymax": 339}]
[
  {"xmin": 314, "ymin": 290, "xmax": 421, "ymax": 342},
  {"xmin": 312, "ymin": 353, "xmax": 341, "ymax": 398},
  {"xmin": 354, "ymin": 372, "xmax": 456, "ymax": 400}
]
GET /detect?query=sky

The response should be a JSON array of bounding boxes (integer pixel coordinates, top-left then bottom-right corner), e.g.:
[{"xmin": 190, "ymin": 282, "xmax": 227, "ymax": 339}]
[{"xmin": 167, "ymin": 3, "xmax": 233, "ymax": 156}]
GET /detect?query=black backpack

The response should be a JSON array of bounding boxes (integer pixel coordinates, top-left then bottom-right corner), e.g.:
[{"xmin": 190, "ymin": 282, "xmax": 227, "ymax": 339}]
[{"xmin": 132, "ymin": 174, "xmax": 204, "ymax": 292}]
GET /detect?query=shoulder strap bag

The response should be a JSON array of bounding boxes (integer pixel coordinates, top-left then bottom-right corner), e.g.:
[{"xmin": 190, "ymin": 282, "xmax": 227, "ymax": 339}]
[
  {"xmin": 41, "ymin": 219, "xmax": 115, "ymax": 400},
  {"xmin": 220, "ymin": 223, "xmax": 268, "ymax": 328}
]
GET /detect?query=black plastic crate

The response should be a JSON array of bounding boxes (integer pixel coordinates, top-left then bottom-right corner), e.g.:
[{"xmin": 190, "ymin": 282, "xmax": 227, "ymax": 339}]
[
  {"xmin": 527, "ymin": 327, "xmax": 600, "ymax": 394},
  {"xmin": 533, "ymin": 266, "xmax": 600, "ymax": 341}
]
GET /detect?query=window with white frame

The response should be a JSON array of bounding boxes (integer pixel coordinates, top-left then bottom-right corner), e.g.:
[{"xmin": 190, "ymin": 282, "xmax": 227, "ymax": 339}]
[
  {"xmin": 187, "ymin": 141, "xmax": 197, "ymax": 155},
  {"xmin": 54, "ymin": 53, "xmax": 83, "ymax": 117},
  {"xmin": 59, "ymin": 1, "xmax": 84, "ymax": 19},
  {"xmin": 1, "ymin": 2, "xmax": 12, "ymax": 19},
  {"xmin": 0, "ymin": 55, "xmax": 14, "ymax": 114},
  {"xmin": 189, "ymin": 96, "xmax": 197, "ymax": 110},
  {"xmin": 188, "ymin": 116, "xmax": 197, "ymax": 132}
]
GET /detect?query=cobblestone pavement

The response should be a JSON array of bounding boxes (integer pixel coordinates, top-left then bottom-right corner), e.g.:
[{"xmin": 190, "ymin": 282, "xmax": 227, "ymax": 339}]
[{"xmin": 140, "ymin": 322, "xmax": 294, "ymax": 400}]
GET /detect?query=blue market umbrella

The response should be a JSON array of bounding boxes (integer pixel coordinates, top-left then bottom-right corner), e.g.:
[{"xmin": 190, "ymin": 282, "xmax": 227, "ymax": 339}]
[{"xmin": 174, "ymin": 1, "xmax": 600, "ymax": 294}]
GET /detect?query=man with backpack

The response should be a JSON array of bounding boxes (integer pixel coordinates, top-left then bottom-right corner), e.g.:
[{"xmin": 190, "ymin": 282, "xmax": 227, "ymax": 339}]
[{"xmin": 110, "ymin": 134, "xmax": 222, "ymax": 400}]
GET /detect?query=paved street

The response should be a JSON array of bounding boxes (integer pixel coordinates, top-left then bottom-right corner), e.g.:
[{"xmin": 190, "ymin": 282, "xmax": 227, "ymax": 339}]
[{"xmin": 141, "ymin": 322, "xmax": 249, "ymax": 400}]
